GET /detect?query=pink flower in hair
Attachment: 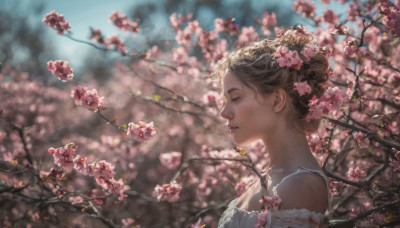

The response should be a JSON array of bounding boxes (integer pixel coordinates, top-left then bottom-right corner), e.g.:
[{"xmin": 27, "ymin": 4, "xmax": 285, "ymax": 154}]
[
  {"xmin": 275, "ymin": 46, "xmax": 289, "ymax": 57},
  {"xmin": 42, "ymin": 10, "xmax": 71, "ymax": 34},
  {"xmin": 276, "ymin": 50, "xmax": 303, "ymax": 70},
  {"xmin": 293, "ymin": 81, "xmax": 312, "ymax": 96},
  {"xmin": 47, "ymin": 60, "xmax": 74, "ymax": 81},
  {"xmin": 153, "ymin": 181, "xmax": 182, "ymax": 202},
  {"xmin": 127, "ymin": 121, "xmax": 157, "ymax": 141},
  {"xmin": 300, "ymin": 44, "xmax": 316, "ymax": 63}
]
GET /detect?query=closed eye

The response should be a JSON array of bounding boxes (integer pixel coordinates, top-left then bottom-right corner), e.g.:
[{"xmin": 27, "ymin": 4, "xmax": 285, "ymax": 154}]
[{"xmin": 231, "ymin": 97, "xmax": 240, "ymax": 102}]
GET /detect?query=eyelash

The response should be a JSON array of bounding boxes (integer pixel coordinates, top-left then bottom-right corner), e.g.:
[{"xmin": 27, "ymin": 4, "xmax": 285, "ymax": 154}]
[{"xmin": 231, "ymin": 97, "xmax": 240, "ymax": 102}]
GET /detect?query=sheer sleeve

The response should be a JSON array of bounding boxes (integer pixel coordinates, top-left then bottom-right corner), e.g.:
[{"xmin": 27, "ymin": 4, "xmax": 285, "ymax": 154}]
[{"xmin": 218, "ymin": 199, "xmax": 326, "ymax": 228}]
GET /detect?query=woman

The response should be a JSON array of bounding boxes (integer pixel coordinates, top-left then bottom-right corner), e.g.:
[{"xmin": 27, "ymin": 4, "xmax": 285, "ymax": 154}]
[{"xmin": 216, "ymin": 28, "xmax": 331, "ymax": 227}]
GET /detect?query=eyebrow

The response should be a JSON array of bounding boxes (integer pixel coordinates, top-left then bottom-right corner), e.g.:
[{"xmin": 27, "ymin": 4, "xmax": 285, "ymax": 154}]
[{"xmin": 225, "ymin": 88, "xmax": 241, "ymax": 96}]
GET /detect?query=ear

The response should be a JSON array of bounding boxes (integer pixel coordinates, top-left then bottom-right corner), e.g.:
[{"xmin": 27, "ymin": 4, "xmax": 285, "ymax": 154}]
[{"xmin": 272, "ymin": 88, "xmax": 287, "ymax": 113}]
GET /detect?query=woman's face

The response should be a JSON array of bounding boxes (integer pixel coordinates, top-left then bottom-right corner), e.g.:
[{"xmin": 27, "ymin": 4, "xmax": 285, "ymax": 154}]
[{"xmin": 220, "ymin": 71, "xmax": 278, "ymax": 146}]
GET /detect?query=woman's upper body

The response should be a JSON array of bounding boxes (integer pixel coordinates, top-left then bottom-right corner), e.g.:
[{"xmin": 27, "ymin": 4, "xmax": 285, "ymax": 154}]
[
  {"xmin": 215, "ymin": 28, "xmax": 332, "ymax": 227},
  {"xmin": 217, "ymin": 167, "xmax": 330, "ymax": 228}
]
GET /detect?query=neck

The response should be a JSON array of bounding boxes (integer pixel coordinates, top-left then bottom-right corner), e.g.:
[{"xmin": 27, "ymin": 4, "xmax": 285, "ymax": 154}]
[{"xmin": 263, "ymin": 126, "xmax": 316, "ymax": 171}]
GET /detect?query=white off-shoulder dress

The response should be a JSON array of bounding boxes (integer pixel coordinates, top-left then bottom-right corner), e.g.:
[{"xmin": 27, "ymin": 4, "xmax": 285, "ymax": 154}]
[{"xmin": 218, "ymin": 167, "xmax": 331, "ymax": 228}]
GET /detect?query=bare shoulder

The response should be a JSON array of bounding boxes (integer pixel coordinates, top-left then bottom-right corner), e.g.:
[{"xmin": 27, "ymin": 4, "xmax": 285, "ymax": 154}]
[{"xmin": 275, "ymin": 171, "xmax": 328, "ymax": 213}]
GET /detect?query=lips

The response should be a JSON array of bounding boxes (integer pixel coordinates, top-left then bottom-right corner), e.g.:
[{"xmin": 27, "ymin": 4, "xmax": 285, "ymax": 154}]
[{"xmin": 228, "ymin": 125, "xmax": 239, "ymax": 133}]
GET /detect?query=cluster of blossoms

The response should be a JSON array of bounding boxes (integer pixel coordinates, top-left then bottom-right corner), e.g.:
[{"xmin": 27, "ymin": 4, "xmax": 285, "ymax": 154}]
[
  {"xmin": 275, "ymin": 42, "xmax": 317, "ymax": 70},
  {"xmin": 380, "ymin": 0, "xmax": 400, "ymax": 36},
  {"xmin": 127, "ymin": 121, "xmax": 157, "ymax": 141},
  {"xmin": 258, "ymin": 11, "xmax": 277, "ymax": 35},
  {"xmin": 292, "ymin": 0, "xmax": 316, "ymax": 18},
  {"xmin": 169, "ymin": 13, "xmax": 193, "ymax": 31},
  {"xmin": 349, "ymin": 202, "xmax": 372, "ymax": 219},
  {"xmin": 153, "ymin": 181, "xmax": 182, "ymax": 202},
  {"xmin": 42, "ymin": 10, "xmax": 71, "ymax": 34},
  {"xmin": 71, "ymin": 86, "xmax": 105, "ymax": 111},
  {"xmin": 47, "ymin": 143, "xmax": 127, "ymax": 200},
  {"xmin": 347, "ymin": 167, "xmax": 366, "ymax": 181},
  {"xmin": 352, "ymin": 131, "xmax": 370, "ymax": 148},
  {"xmin": 214, "ymin": 17, "xmax": 239, "ymax": 35},
  {"xmin": 89, "ymin": 28, "xmax": 105, "ymax": 44},
  {"xmin": 329, "ymin": 180, "xmax": 344, "ymax": 194},
  {"xmin": 47, "ymin": 60, "xmax": 74, "ymax": 82},
  {"xmin": 306, "ymin": 87, "xmax": 351, "ymax": 121},
  {"xmin": 104, "ymin": 34, "xmax": 127, "ymax": 54},
  {"xmin": 293, "ymin": 81, "xmax": 312, "ymax": 96},
  {"xmin": 109, "ymin": 11, "xmax": 139, "ymax": 33},
  {"xmin": 255, "ymin": 195, "xmax": 282, "ymax": 228},
  {"xmin": 159, "ymin": 151, "xmax": 182, "ymax": 169}
]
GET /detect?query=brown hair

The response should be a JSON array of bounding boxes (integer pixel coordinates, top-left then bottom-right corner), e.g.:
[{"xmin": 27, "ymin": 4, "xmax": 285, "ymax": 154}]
[{"xmin": 214, "ymin": 28, "xmax": 330, "ymax": 133}]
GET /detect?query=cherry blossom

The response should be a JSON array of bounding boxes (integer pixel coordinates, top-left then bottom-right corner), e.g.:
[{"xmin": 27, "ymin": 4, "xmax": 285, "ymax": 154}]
[
  {"xmin": 260, "ymin": 194, "xmax": 282, "ymax": 212},
  {"xmin": 293, "ymin": 0, "xmax": 316, "ymax": 18},
  {"xmin": 70, "ymin": 86, "xmax": 104, "ymax": 110},
  {"xmin": 127, "ymin": 121, "xmax": 157, "ymax": 141},
  {"xmin": 48, "ymin": 143, "xmax": 77, "ymax": 170},
  {"xmin": 105, "ymin": 34, "xmax": 127, "ymax": 54},
  {"xmin": 109, "ymin": 11, "xmax": 139, "ymax": 33},
  {"xmin": 89, "ymin": 28, "xmax": 104, "ymax": 44},
  {"xmin": 42, "ymin": 10, "xmax": 71, "ymax": 34},
  {"xmin": 159, "ymin": 151, "xmax": 182, "ymax": 169},
  {"xmin": 293, "ymin": 81, "xmax": 312, "ymax": 96},
  {"xmin": 347, "ymin": 167, "xmax": 366, "ymax": 181},
  {"xmin": 255, "ymin": 212, "xmax": 269, "ymax": 228},
  {"xmin": 276, "ymin": 50, "xmax": 304, "ymax": 70},
  {"xmin": 47, "ymin": 60, "xmax": 74, "ymax": 81},
  {"xmin": 153, "ymin": 181, "xmax": 182, "ymax": 202}
]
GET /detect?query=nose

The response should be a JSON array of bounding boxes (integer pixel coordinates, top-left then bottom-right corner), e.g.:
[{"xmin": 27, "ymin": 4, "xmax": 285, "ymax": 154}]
[{"xmin": 220, "ymin": 103, "xmax": 233, "ymax": 119}]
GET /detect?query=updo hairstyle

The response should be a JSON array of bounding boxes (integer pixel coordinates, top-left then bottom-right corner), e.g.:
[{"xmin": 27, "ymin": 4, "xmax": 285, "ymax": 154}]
[{"xmin": 214, "ymin": 28, "xmax": 330, "ymax": 133}]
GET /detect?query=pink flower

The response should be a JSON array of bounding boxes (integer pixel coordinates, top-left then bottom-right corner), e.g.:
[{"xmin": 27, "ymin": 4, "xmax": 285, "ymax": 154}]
[
  {"xmin": 89, "ymin": 28, "xmax": 104, "ymax": 44},
  {"xmin": 352, "ymin": 131, "xmax": 370, "ymax": 148},
  {"xmin": 294, "ymin": 81, "xmax": 312, "ymax": 96},
  {"xmin": 47, "ymin": 60, "xmax": 74, "ymax": 82},
  {"xmin": 122, "ymin": 218, "xmax": 135, "ymax": 228},
  {"xmin": 80, "ymin": 89, "xmax": 104, "ymax": 110},
  {"xmin": 293, "ymin": 0, "xmax": 316, "ymax": 18},
  {"xmin": 214, "ymin": 17, "xmax": 239, "ymax": 35},
  {"xmin": 159, "ymin": 152, "xmax": 182, "ymax": 169},
  {"xmin": 381, "ymin": 3, "xmax": 400, "ymax": 36},
  {"xmin": 41, "ymin": 167, "xmax": 65, "ymax": 180},
  {"xmin": 260, "ymin": 194, "xmax": 282, "ymax": 212},
  {"xmin": 153, "ymin": 181, "xmax": 182, "ymax": 202},
  {"xmin": 70, "ymin": 86, "xmax": 104, "ymax": 110},
  {"xmin": 255, "ymin": 212, "xmax": 269, "ymax": 228},
  {"xmin": 48, "ymin": 143, "xmax": 77, "ymax": 170},
  {"xmin": 127, "ymin": 121, "xmax": 157, "ymax": 141},
  {"xmin": 42, "ymin": 10, "xmax": 71, "ymax": 34},
  {"xmin": 329, "ymin": 180, "xmax": 344, "ymax": 194},
  {"xmin": 237, "ymin": 26, "xmax": 259, "ymax": 48},
  {"xmin": 71, "ymin": 85, "xmax": 87, "ymax": 105},
  {"xmin": 105, "ymin": 34, "xmax": 127, "ymax": 54},
  {"xmin": 73, "ymin": 155, "xmax": 88, "ymax": 175},
  {"xmin": 172, "ymin": 47, "xmax": 189, "ymax": 65},
  {"xmin": 275, "ymin": 46, "xmax": 289, "ymax": 58},
  {"xmin": 344, "ymin": 45, "xmax": 357, "ymax": 57},
  {"xmin": 322, "ymin": 9, "xmax": 339, "ymax": 25},
  {"xmin": 169, "ymin": 13, "xmax": 193, "ymax": 31},
  {"xmin": 202, "ymin": 91, "xmax": 221, "ymax": 106},
  {"xmin": 306, "ymin": 87, "xmax": 348, "ymax": 121},
  {"xmin": 109, "ymin": 11, "xmax": 139, "ymax": 33},
  {"xmin": 276, "ymin": 50, "xmax": 304, "ymax": 70},
  {"xmin": 347, "ymin": 167, "xmax": 366, "ymax": 181},
  {"xmin": 390, "ymin": 151, "xmax": 400, "ymax": 172},
  {"xmin": 300, "ymin": 44, "xmax": 316, "ymax": 63},
  {"xmin": 91, "ymin": 160, "xmax": 116, "ymax": 179}
]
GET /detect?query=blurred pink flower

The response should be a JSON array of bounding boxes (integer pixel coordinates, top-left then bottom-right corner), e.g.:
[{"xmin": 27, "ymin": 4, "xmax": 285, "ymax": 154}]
[
  {"xmin": 255, "ymin": 212, "xmax": 269, "ymax": 228},
  {"xmin": 159, "ymin": 152, "xmax": 182, "ymax": 169},
  {"xmin": 47, "ymin": 60, "xmax": 74, "ymax": 82},
  {"xmin": 42, "ymin": 10, "xmax": 71, "ymax": 34},
  {"xmin": 48, "ymin": 143, "xmax": 77, "ymax": 170},
  {"xmin": 153, "ymin": 181, "xmax": 182, "ymax": 202},
  {"xmin": 109, "ymin": 11, "xmax": 139, "ymax": 33},
  {"xmin": 127, "ymin": 121, "xmax": 157, "ymax": 141},
  {"xmin": 105, "ymin": 34, "xmax": 127, "ymax": 54},
  {"xmin": 293, "ymin": 0, "xmax": 316, "ymax": 18},
  {"xmin": 347, "ymin": 167, "xmax": 366, "ymax": 181}
]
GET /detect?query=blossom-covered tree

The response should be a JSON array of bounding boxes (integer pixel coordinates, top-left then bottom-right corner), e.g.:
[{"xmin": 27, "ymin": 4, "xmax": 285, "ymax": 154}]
[{"xmin": 1, "ymin": 0, "xmax": 400, "ymax": 227}]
